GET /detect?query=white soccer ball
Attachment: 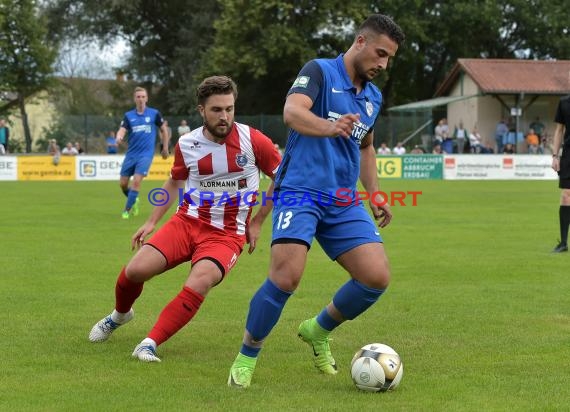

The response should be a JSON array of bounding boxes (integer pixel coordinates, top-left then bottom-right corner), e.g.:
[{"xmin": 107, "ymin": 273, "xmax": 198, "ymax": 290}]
[{"xmin": 350, "ymin": 343, "xmax": 403, "ymax": 392}]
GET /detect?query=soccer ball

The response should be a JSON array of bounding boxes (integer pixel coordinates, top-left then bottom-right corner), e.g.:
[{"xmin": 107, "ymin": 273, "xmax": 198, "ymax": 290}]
[{"xmin": 350, "ymin": 343, "xmax": 403, "ymax": 392}]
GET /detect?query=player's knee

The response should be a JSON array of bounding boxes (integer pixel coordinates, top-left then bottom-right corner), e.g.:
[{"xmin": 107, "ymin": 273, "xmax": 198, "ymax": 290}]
[
  {"xmin": 269, "ymin": 271, "xmax": 301, "ymax": 292},
  {"xmin": 364, "ymin": 265, "xmax": 391, "ymax": 290},
  {"xmin": 562, "ymin": 190, "xmax": 570, "ymax": 205},
  {"xmin": 125, "ymin": 261, "xmax": 154, "ymax": 282}
]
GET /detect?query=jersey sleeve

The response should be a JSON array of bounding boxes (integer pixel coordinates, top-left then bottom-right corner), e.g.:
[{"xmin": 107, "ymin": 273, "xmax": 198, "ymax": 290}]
[
  {"xmin": 170, "ymin": 143, "xmax": 189, "ymax": 180},
  {"xmin": 286, "ymin": 60, "xmax": 323, "ymax": 103},
  {"xmin": 120, "ymin": 113, "xmax": 131, "ymax": 132},
  {"xmin": 250, "ymin": 128, "xmax": 282, "ymax": 178},
  {"xmin": 154, "ymin": 110, "xmax": 165, "ymax": 127}
]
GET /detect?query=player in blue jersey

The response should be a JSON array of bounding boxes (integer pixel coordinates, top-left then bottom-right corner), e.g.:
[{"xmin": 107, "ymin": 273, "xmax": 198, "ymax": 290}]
[
  {"xmin": 116, "ymin": 87, "xmax": 170, "ymax": 219},
  {"xmin": 228, "ymin": 14, "xmax": 405, "ymax": 388}
]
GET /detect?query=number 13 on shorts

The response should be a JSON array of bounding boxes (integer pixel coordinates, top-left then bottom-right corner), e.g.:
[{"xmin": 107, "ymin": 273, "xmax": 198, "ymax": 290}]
[{"xmin": 276, "ymin": 211, "xmax": 293, "ymax": 230}]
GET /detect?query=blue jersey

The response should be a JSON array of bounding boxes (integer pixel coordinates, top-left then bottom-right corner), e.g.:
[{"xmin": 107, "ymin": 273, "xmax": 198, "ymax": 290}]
[
  {"xmin": 120, "ymin": 107, "xmax": 164, "ymax": 158},
  {"xmin": 275, "ymin": 54, "xmax": 382, "ymax": 201}
]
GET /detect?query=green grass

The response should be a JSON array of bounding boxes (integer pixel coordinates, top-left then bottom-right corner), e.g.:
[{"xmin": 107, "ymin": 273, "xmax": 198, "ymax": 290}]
[{"xmin": 1, "ymin": 179, "xmax": 569, "ymax": 411}]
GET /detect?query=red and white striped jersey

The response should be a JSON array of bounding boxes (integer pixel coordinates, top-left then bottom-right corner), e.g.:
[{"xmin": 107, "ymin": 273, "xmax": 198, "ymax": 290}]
[{"xmin": 171, "ymin": 122, "xmax": 281, "ymax": 235}]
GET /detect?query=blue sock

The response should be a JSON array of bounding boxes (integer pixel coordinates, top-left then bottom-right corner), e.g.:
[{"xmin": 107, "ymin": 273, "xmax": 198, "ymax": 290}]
[
  {"xmin": 240, "ymin": 344, "xmax": 261, "ymax": 358},
  {"xmin": 125, "ymin": 190, "xmax": 139, "ymax": 211},
  {"xmin": 243, "ymin": 279, "xmax": 292, "ymax": 354},
  {"xmin": 332, "ymin": 279, "xmax": 385, "ymax": 320},
  {"xmin": 122, "ymin": 188, "xmax": 130, "ymax": 197},
  {"xmin": 316, "ymin": 309, "xmax": 341, "ymax": 331}
]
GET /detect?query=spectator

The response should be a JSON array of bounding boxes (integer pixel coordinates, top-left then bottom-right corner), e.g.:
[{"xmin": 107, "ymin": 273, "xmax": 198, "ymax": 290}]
[
  {"xmin": 48, "ymin": 139, "xmax": 61, "ymax": 165},
  {"xmin": 434, "ymin": 118, "xmax": 445, "ymax": 145},
  {"xmin": 526, "ymin": 128, "xmax": 540, "ymax": 154},
  {"xmin": 0, "ymin": 118, "xmax": 9, "ymax": 155},
  {"xmin": 393, "ymin": 141, "xmax": 406, "ymax": 155},
  {"xmin": 495, "ymin": 118, "xmax": 509, "ymax": 154},
  {"xmin": 468, "ymin": 126, "xmax": 483, "ymax": 154},
  {"xmin": 106, "ymin": 131, "xmax": 118, "ymax": 154},
  {"xmin": 62, "ymin": 142, "xmax": 79, "ymax": 156},
  {"xmin": 503, "ymin": 143, "xmax": 515, "ymax": 154},
  {"xmin": 410, "ymin": 145, "xmax": 424, "ymax": 154},
  {"xmin": 177, "ymin": 119, "xmax": 191, "ymax": 138},
  {"xmin": 376, "ymin": 142, "xmax": 391, "ymax": 155},
  {"xmin": 452, "ymin": 121, "xmax": 468, "ymax": 154},
  {"xmin": 74, "ymin": 141, "xmax": 85, "ymax": 155},
  {"xmin": 432, "ymin": 143, "xmax": 442, "ymax": 154},
  {"xmin": 529, "ymin": 116, "xmax": 545, "ymax": 139}
]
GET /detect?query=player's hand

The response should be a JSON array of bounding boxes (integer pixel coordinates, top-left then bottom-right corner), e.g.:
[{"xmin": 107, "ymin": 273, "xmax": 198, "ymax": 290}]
[
  {"xmin": 115, "ymin": 134, "xmax": 124, "ymax": 144},
  {"xmin": 369, "ymin": 197, "xmax": 392, "ymax": 228},
  {"xmin": 552, "ymin": 157, "xmax": 560, "ymax": 172},
  {"xmin": 161, "ymin": 148, "xmax": 169, "ymax": 160},
  {"xmin": 331, "ymin": 113, "xmax": 360, "ymax": 139},
  {"xmin": 131, "ymin": 223, "xmax": 155, "ymax": 250},
  {"xmin": 246, "ymin": 217, "xmax": 263, "ymax": 254}
]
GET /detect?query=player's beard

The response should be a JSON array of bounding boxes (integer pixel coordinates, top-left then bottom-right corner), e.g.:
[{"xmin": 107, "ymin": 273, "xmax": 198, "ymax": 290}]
[
  {"xmin": 203, "ymin": 118, "xmax": 233, "ymax": 140},
  {"xmin": 355, "ymin": 59, "xmax": 380, "ymax": 82}
]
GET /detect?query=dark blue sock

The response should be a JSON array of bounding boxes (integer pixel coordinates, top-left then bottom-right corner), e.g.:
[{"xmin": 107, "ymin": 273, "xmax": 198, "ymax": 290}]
[
  {"xmin": 126, "ymin": 190, "xmax": 138, "ymax": 210},
  {"xmin": 332, "ymin": 279, "xmax": 385, "ymax": 320},
  {"xmin": 316, "ymin": 308, "xmax": 341, "ymax": 331},
  {"xmin": 240, "ymin": 344, "xmax": 261, "ymax": 358},
  {"xmin": 244, "ymin": 278, "xmax": 292, "ymax": 345},
  {"xmin": 122, "ymin": 188, "xmax": 130, "ymax": 197}
]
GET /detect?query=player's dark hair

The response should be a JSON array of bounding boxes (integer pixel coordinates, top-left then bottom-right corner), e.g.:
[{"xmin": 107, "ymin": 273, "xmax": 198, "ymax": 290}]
[
  {"xmin": 196, "ymin": 76, "xmax": 238, "ymax": 106},
  {"xmin": 357, "ymin": 14, "xmax": 405, "ymax": 46}
]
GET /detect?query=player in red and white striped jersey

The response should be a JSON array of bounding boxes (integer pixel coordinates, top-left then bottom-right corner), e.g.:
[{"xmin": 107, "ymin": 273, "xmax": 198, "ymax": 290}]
[{"xmin": 89, "ymin": 76, "xmax": 281, "ymax": 363}]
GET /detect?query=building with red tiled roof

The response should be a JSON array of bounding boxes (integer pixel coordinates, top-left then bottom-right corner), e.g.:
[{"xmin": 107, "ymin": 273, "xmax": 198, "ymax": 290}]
[{"xmin": 390, "ymin": 59, "xmax": 570, "ymax": 152}]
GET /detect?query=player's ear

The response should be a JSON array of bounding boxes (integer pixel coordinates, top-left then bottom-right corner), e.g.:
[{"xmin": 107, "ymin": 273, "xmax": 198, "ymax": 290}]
[{"xmin": 197, "ymin": 105, "xmax": 205, "ymax": 117}]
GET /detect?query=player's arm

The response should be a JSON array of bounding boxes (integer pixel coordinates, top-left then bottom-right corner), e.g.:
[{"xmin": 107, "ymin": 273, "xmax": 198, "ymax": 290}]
[
  {"xmin": 115, "ymin": 126, "xmax": 127, "ymax": 144},
  {"xmin": 131, "ymin": 177, "xmax": 184, "ymax": 250},
  {"xmin": 283, "ymin": 61, "xmax": 358, "ymax": 139},
  {"xmin": 159, "ymin": 120, "xmax": 170, "ymax": 159},
  {"xmin": 552, "ymin": 122, "xmax": 564, "ymax": 172},
  {"xmin": 360, "ymin": 132, "xmax": 392, "ymax": 228},
  {"xmin": 247, "ymin": 179, "xmax": 275, "ymax": 254}
]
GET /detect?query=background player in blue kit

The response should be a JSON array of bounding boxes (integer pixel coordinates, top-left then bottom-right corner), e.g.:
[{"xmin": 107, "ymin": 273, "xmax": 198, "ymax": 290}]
[
  {"xmin": 228, "ymin": 14, "xmax": 405, "ymax": 388},
  {"xmin": 116, "ymin": 86, "xmax": 170, "ymax": 219}
]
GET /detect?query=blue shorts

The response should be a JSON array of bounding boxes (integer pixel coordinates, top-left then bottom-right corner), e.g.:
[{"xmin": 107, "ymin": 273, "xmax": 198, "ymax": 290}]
[
  {"xmin": 120, "ymin": 155, "xmax": 153, "ymax": 177},
  {"xmin": 271, "ymin": 193, "xmax": 382, "ymax": 260}
]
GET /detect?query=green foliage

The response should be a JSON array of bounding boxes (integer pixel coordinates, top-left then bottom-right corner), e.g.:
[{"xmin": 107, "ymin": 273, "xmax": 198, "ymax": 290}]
[
  {"xmin": 43, "ymin": 0, "xmax": 220, "ymax": 115},
  {"xmin": 0, "ymin": 0, "xmax": 57, "ymax": 151},
  {"xmin": 42, "ymin": 0, "xmax": 570, "ymax": 115}
]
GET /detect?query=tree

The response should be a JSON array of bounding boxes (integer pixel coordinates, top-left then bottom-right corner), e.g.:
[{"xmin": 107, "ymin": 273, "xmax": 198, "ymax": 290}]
[
  {"xmin": 0, "ymin": 0, "xmax": 57, "ymax": 152},
  {"xmin": 44, "ymin": 0, "xmax": 220, "ymax": 114}
]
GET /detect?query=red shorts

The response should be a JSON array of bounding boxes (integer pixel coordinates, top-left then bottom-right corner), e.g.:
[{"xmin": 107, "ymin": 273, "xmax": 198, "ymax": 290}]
[{"xmin": 146, "ymin": 213, "xmax": 245, "ymax": 276}]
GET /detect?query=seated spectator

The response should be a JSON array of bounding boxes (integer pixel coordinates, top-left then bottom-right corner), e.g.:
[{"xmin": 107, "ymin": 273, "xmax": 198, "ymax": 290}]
[
  {"xmin": 62, "ymin": 142, "xmax": 79, "ymax": 156},
  {"xmin": 74, "ymin": 141, "xmax": 84, "ymax": 154},
  {"xmin": 503, "ymin": 143, "xmax": 515, "ymax": 154},
  {"xmin": 393, "ymin": 142, "xmax": 406, "ymax": 155},
  {"xmin": 106, "ymin": 131, "xmax": 118, "ymax": 154},
  {"xmin": 410, "ymin": 145, "xmax": 424, "ymax": 154},
  {"xmin": 432, "ymin": 143, "xmax": 442, "ymax": 154},
  {"xmin": 377, "ymin": 142, "xmax": 391, "ymax": 155},
  {"xmin": 526, "ymin": 128, "xmax": 539, "ymax": 154},
  {"xmin": 468, "ymin": 126, "xmax": 483, "ymax": 154}
]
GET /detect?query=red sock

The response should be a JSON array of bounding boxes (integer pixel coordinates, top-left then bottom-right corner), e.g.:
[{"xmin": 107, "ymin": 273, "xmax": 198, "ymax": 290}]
[
  {"xmin": 148, "ymin": 287, "xmax": 204, "ymax": 346},
  {"xmin": 115, "ymin": 267, "xmax": 144, "ymax": 313}
]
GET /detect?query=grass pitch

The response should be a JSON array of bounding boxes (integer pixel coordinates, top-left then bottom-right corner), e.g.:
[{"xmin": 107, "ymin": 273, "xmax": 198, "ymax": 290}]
[{"xmin": 1, "ymin": 179, "xmax": 569, "ymax": 411}]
